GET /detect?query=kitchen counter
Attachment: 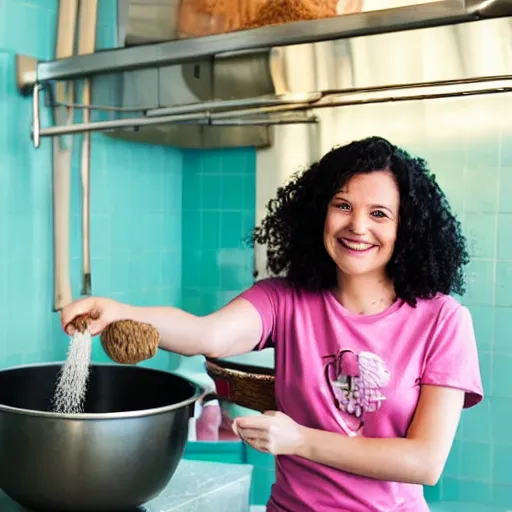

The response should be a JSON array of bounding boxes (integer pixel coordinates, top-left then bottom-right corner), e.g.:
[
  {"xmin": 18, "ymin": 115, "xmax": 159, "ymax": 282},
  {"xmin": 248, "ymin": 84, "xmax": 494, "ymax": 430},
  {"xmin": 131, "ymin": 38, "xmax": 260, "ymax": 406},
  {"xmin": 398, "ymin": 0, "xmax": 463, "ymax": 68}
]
[{"xmin": 0, "ymin": 459, "xmax": 253, "ymax": 511}]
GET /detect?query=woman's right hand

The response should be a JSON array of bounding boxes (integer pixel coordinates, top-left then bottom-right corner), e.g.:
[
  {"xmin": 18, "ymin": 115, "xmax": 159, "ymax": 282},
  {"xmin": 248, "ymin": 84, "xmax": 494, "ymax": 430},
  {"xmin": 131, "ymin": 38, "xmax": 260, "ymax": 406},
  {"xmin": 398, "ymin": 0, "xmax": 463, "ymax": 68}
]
[
  {"xmin": 60, "ymin": 297, "xmax": 126, "ymax": 337},
  {"xmin": 60, "ymin": 294, "xmax": 263, "ymax": 358}
]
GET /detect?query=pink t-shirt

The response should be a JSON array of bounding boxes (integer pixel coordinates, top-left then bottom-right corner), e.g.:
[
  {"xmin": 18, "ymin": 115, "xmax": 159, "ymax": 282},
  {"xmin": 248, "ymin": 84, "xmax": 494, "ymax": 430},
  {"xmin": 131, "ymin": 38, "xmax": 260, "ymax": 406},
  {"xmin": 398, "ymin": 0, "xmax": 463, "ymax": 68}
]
[{"xmin": 239, "ymin": 278, "xmax": 483, "ymax": 512}]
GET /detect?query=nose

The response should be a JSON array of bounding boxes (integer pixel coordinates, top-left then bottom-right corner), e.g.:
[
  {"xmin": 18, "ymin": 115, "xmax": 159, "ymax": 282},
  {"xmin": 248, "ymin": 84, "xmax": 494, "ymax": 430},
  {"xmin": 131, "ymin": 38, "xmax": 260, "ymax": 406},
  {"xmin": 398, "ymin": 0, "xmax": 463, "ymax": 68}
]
[{"xmin": 348, "ymin": 210, "xmax": 368, "ymax": 235}]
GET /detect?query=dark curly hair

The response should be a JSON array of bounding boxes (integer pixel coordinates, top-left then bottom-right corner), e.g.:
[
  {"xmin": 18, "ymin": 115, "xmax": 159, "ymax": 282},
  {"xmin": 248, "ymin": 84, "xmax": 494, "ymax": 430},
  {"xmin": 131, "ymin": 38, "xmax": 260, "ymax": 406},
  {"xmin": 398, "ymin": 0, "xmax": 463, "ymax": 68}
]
[{"xmin": 251, "ymin": 136, "xmax": 469, "ymax": 307}]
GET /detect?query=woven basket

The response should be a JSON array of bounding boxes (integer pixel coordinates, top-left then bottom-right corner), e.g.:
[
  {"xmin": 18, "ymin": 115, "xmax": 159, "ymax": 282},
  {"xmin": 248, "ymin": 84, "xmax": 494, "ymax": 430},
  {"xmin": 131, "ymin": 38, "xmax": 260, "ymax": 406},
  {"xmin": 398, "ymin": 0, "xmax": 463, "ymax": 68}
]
[{"xmin": 205, "ymin": 358, "xmax": 276, "ymax": 413}]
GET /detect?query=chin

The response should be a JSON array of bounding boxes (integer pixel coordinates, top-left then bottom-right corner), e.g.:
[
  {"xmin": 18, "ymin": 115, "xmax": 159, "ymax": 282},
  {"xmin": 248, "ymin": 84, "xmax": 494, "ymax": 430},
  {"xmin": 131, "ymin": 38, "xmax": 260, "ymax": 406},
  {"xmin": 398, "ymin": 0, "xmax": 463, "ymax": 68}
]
[
  {"xmin": 334, "ymin": 257, "xmax": 387, "ymax": 278},
  {"xmin": 338, "ymin": 266, "xmax": 373, "ymax": 277}
]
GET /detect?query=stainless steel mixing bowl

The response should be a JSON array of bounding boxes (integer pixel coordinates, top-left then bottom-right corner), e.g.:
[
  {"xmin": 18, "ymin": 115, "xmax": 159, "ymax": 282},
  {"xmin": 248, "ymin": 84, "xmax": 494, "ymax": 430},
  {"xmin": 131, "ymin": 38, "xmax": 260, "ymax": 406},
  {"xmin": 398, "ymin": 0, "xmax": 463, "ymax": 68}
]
[{"xmin": 0, "ymin": 362, "xmax": 208, "ymax": 511}]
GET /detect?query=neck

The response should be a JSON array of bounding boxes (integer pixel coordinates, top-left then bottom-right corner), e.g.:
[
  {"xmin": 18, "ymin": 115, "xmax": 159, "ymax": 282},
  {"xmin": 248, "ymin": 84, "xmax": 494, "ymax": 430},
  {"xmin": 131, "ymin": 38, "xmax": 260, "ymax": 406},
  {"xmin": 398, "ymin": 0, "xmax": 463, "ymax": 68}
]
[{"xmin": 335, "ymin": 271, "xmax": 396, "ymax": 316}]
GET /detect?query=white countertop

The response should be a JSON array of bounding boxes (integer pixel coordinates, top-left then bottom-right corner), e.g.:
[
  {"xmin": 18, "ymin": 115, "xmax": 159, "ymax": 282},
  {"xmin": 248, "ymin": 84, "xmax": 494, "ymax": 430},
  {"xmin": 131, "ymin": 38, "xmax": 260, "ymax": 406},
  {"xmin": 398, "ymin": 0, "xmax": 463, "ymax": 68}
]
[{"xmin": 0, "ymin": 459, "xmax": 253, "ymax": 512}]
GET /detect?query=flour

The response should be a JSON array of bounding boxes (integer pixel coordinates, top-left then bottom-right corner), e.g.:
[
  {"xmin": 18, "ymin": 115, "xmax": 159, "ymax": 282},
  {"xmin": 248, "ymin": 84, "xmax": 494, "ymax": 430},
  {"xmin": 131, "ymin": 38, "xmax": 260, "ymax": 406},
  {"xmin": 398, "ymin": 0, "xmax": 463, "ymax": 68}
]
[{"xmin": 53, "ymin": 330, "xmax": 92, "ymax": 414}]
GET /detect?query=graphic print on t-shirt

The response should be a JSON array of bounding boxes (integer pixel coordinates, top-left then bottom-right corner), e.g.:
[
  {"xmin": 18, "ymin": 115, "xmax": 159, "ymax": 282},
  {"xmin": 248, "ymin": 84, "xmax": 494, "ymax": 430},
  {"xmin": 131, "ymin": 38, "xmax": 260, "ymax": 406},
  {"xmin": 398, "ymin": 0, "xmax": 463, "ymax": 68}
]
[{"xmin": 324, "ymin": 350, "xmax": 391, "ymax": 435}]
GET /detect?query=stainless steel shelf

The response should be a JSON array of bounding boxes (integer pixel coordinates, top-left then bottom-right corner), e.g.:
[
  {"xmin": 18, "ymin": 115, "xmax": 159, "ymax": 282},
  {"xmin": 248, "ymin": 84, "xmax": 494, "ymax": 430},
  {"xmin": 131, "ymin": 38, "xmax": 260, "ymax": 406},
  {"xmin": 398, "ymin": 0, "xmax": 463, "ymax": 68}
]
[{"xmin": 35, "ymin": 0, "xmax": 512, "ymax": 83}]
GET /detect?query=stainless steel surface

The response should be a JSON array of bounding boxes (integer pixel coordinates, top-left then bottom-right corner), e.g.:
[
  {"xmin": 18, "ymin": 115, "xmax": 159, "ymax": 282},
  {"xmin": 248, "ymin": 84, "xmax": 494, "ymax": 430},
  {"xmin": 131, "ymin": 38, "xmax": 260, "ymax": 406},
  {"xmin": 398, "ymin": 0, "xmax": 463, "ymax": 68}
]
[
  {"xmin": 104, "ymin": 123, "xmax": 274, "ymax": 150},
  {"xmin": 0, "ymin": 363, "xmax": 207, "ymax": 512},
  {"xmin": 119, "ymin": 0, "xmax": 181, "ymax": 46},
  {"xmin": 34, "ymin": 0, "xmax": 512, "ymax": 83},
  {"xmin": 99, "ymin": 46, "xmax": 284, "ymax": 149}
]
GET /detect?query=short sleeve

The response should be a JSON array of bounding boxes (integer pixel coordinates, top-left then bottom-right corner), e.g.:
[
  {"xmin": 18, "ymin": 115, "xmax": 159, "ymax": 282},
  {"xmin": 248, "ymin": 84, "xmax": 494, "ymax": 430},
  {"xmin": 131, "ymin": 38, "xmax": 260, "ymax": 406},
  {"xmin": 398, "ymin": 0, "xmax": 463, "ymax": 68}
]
[
  {"xmin": 237, "ymin": 278, "xmax": 286, "ymax": 351},
  {"xmin": 421, "ymin": 304, "xmax": 483, "ymax": 408}
]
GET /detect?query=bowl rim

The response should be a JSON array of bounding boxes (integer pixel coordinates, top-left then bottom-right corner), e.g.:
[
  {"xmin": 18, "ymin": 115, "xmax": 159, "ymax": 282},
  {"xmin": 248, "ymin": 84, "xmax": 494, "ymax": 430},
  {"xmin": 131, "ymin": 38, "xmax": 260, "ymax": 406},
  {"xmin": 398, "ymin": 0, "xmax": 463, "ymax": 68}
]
[{"xmin": 0, "ymin": 361, "xmax": 208, "ymax": 420}]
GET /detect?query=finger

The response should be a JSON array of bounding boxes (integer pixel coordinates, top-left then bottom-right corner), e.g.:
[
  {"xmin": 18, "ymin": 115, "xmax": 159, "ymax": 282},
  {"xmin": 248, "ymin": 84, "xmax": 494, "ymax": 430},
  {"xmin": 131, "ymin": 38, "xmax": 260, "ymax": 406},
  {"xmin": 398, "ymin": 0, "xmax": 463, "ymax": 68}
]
[
  {"xmin": 61, "ymin": 311, "xmax": 74, "ymax": 334},
  {"xmin": 263, "ymin": 410, "xmax": 279, "ymax": 417},
  {"xmin": 244, "ymin": 438, "xmax": 270, "ymax": 453},
  {"xmin": 237, "ymin": 428, "xmax": 266, "ymax": 440},
  {"xmin": 89, "ymin": 307, "xmax": 100, "ymax": 321},
  {"xmin": 61, "ymin": 300, "xmax": 100, "ymax": 335},
  {"xmin": 235, "ymin": 416, "xmax": 271, "ymax": 430},
  {"xmin": 86, "ymin": 320, "xmax": 103, "ymax": 337},
  {"xmin": 61, "ymin": 302, "xmax": 90, "ymax": 333}
]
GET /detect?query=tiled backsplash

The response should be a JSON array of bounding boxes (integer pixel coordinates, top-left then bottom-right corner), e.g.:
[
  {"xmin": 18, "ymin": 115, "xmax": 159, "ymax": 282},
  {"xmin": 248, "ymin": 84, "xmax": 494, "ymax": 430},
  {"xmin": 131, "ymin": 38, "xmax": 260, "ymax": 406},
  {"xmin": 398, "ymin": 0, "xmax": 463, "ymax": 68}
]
[
  {"xmin": 176, "ymin": 148, "xmax": 256, "ymax": 375},
  {"xmin": 182, "ymin": 148, "xmax": 256, "ymax": 317}
]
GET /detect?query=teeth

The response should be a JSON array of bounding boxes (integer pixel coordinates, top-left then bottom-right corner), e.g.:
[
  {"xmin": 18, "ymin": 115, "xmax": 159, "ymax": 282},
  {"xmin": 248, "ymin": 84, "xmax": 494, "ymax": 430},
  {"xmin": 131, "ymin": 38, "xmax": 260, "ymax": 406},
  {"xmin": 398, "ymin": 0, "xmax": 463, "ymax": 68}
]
[{"xmin": 341, "ymin": 239, "xmax": 373, "ymax": 251}]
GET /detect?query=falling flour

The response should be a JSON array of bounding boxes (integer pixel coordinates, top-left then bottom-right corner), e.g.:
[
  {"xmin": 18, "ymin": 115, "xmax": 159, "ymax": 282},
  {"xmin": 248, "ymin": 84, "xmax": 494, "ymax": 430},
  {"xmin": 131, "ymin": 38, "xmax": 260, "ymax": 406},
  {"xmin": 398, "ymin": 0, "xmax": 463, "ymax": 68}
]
[{"xmin": 53, "ymin": 329, "xmax": 93, "ymax": 414}]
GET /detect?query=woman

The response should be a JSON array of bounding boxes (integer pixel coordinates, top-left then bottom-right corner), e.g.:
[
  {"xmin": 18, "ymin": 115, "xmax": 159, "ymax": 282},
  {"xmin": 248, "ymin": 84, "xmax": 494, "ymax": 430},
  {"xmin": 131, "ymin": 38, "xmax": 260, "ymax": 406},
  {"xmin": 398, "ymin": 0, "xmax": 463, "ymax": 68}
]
[{"xmin": 61, "ymin": 136, "xmax": 483, "ymax": 512}]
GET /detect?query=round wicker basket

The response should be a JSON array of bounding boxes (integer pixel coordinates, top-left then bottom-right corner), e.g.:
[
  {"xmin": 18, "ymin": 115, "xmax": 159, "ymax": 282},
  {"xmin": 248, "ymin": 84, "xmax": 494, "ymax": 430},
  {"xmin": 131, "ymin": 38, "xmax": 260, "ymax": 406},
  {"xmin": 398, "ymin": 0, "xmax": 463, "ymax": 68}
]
[{"xmin": 205, "ymin": 357, "xmax": 276, "ymax": 412}]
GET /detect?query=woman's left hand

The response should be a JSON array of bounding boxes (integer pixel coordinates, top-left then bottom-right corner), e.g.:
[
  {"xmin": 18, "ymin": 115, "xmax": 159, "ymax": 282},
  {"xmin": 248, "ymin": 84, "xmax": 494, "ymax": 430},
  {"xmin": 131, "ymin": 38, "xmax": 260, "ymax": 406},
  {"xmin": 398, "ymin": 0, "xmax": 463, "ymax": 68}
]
[{"xmin": 232, "ymin": 411, "xmax": 305, "ymax": 455}]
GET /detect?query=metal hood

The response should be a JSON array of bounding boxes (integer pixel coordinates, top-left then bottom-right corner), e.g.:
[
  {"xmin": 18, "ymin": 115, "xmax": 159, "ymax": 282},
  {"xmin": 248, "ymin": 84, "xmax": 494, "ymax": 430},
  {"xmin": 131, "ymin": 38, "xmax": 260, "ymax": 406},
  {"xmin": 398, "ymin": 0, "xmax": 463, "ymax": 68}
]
[{"xmin": 16, "ymin": 0, "xmax": 512, "ymax": 149}]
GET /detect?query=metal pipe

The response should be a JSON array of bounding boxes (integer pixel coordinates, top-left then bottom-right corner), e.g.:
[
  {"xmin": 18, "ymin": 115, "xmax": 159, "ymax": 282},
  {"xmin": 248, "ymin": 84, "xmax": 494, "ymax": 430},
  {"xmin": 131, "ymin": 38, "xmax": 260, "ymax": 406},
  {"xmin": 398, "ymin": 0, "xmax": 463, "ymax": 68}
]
[
  {"xmin": 38, "ymin": 111, "xmax": 210, "ymax": 138},
  {"xmin": 44, "ymin": 92, "xmax": 321, "ymax": 116},
  {"xmin": 209, "ymin": 103, "xmax": 311, "ymax": 119},
  {"xmin": 315, "ymin": 84, "xmax": 512, "ymax": 108},
  {"xmin": 211, "ymin": 115, "xmax": 319, "ymax": 126},
  {"xmin": 145, "ymin": 92, "xmax": 322, "ymax": 117},
  {"xmin": 321, "ymin": 73, "xmax": 512, "ymax": 96},
  {"xmin": 48, "ymin": 101, "xmax": 146, "ymax": 114}
]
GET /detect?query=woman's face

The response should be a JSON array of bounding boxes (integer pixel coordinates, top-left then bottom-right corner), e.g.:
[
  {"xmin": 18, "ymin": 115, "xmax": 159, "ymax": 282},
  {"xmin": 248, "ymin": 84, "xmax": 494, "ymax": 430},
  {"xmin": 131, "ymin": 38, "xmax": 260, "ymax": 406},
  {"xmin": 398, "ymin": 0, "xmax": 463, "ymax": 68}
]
[{"xmin": 323, "ymin": 170, "xmax": 399, "ymax": 279}]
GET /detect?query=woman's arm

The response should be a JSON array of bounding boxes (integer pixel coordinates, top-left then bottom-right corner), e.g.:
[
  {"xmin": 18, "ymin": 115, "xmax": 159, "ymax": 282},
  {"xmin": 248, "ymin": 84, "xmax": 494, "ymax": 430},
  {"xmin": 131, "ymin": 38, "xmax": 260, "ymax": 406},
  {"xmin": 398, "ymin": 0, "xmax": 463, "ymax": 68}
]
[
  {"xmin": 234, "ymin": 385, "xmax": 464, "ymax": 486},
  {"xmin": 60, "ymin": 296, "xmax": 263, "ymax": 359},
  {"xmin": 298, "ymin": 385, "xmax": 464, "ymax": 485},
  {"xmin": 127, "ymin": 298, "xmax": 264, "ymax": 358}
]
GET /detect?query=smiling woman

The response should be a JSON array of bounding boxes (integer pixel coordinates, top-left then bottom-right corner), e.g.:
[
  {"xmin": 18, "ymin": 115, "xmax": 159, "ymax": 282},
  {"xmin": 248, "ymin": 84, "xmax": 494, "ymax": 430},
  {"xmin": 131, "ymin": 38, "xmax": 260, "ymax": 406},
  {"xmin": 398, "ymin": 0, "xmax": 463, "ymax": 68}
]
[{"xmin": 60, "ymin": 136, "xmax": 483, "ymax": 512}]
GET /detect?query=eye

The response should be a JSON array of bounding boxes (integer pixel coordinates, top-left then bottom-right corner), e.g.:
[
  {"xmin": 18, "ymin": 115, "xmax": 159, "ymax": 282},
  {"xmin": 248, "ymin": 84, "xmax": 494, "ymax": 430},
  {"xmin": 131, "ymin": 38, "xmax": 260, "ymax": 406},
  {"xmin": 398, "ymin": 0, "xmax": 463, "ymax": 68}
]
[
  {"xmin": 334, "ymin": 202, "xmax": 351, "ymax": 211},
  {"xmin": 371, "ymin": 210, "xmax": 387, "ymax": 218}
]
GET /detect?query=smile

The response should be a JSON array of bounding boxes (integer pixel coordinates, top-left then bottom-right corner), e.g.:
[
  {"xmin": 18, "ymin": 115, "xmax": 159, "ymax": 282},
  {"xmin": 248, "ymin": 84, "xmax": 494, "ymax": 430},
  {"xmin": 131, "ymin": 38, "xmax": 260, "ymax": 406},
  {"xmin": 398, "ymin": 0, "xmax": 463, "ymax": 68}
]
[{"xmin": 338, "ymin": 238, "xmax": 376, "ymax": 253}]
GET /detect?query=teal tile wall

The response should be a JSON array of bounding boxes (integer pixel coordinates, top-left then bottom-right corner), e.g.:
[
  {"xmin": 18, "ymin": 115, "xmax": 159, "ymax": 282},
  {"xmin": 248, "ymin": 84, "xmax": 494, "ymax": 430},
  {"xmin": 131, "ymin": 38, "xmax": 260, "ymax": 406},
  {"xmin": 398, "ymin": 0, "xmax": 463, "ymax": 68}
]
[
  {"xmin": 181, "ymin": 148, "xmax": 256, "ymax": 316},
  {"xmin": 178, "ymin": 148, "xmax": 260, "ymax": 501},
  {"xmin": 176, "ymin": 148, "xmax": 256, "ymax": 374},
  {"xmin": 0, "ymin": 0, "xmax": 183, "ymax": 371},
  {"xmin": 403, "ymin": 95, "xmax": 512, "ymax": 508}
]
